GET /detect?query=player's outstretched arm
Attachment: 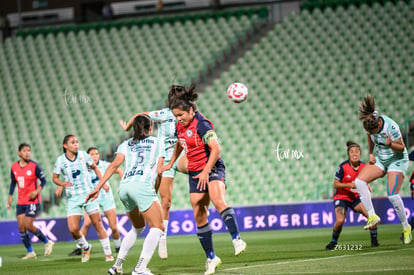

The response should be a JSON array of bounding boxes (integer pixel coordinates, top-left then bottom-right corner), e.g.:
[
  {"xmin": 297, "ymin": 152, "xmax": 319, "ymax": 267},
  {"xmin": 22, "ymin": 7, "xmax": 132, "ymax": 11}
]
[
  {"xmin": 119, "ymin": 112, "xmax": 150, "ymax": 131},
  {"xmin": 161, "ymin": 142, "xmax": 183, "ymax": 172}
]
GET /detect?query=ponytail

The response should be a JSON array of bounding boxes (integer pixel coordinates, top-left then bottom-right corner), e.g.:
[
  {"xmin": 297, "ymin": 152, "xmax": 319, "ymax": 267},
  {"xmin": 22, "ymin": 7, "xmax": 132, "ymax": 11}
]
[{"xmin": 359, "ymin": 94, "xmax": 379, "ymax": 131}]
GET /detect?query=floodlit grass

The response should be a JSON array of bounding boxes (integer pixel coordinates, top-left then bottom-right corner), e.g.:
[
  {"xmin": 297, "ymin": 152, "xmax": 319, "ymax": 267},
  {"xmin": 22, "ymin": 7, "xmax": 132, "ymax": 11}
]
[{"xmin": 0, "ymin": 224, "xmax": 413, "ymax": 274}]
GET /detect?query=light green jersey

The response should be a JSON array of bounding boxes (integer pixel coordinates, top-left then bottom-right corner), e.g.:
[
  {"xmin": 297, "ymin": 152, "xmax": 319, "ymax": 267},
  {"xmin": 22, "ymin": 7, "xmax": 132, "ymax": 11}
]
[
  {"xmin": 89, "ymin": 160, "xmax": 113, "ymax": 196},
  {"xmin": 149, "ymin": 108, "xmax": 177, "ymax": 152},
  {"xmin": 53, "ymin": 150, "xmax": 94, "ymax": 197},
  {"xmin": 371, "ymin": 115, "xmax": 408, "ymax": 161},
  {"xmin": 116, "ymin": 136, "xmax": 165, "ymax": 186}
]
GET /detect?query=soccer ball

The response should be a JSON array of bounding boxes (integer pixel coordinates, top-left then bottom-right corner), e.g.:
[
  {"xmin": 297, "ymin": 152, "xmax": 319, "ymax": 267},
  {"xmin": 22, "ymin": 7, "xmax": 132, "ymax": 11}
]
[{"xmin": 227, "ymin": 82, "xmax": 248, "ymax": 103}]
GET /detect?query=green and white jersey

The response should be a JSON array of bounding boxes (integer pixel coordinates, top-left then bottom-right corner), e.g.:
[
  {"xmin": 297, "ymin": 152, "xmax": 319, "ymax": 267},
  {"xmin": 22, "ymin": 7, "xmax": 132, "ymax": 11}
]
[
  {"xmin": 149, "ymin": 108, "xmax": 177, "ymax": 152},
  {"xmin": 89, "ymin": 160, "xmax": 113, "ymax": 193},
  {"xmin": 116, "ymin": 136, "xmax": 165, "ymax": 186},
  {"xmin": 53, "ymin": 151, "xmax": 94, "ymax": 198},
  {"xmin": 370, "ymin": 115, "xmax": 408, "ymax": 161}
]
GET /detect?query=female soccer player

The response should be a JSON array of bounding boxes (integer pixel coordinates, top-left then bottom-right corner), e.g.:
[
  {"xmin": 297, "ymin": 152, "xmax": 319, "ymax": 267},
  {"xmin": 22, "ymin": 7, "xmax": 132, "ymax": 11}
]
[
  {"xmin": 87, "ymin": 115, "xmax": 165, "ymax": 275},
  {"xmin": 325, "ymin": 141, "xmax": 379, "ymax": 250},
  {"xmin": 53, "ymin": 135, "xmax": 113, "ymax": 262},
  {"xmin": 162, "ymin": 84, "xmax": 246, "ymax": 275},
  {"xmin": 67, "ymin": 147, "xmax": 123, "ymax": 256},
  {"xmin": 119, "ymin": 108, "xmax": 187, "ymax": 259},
  {"xmin": 354, "ymin": 94, "xmax": 411, "ymax": 243},
  {"xmin": 7, "ymin": 143, "xmax": 55, "ymax": 259}
]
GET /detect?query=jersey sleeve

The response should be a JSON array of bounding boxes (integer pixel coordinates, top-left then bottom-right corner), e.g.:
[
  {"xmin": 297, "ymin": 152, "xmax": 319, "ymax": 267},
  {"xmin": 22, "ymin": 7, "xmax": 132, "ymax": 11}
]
[
  {"xmin": 9, "ymin": 169, "xmax": 17, "ymax": 195},
  {"xmin": 334, "ymin": 164, "xmax": 344, "ymax": 181},
  {"xmin": 53, "ymin": 158, "xmax": 62, "ymax": 175},
  {"xmin": 35, "ymin": 163, "xmax": 47, "ymax": 188},
  {"xmin": 388, "ymin": 121, "xmax": 402, "ymax": 141},
  {"xmin": 197, "ymin": 120, "xmax": 215, "ymax": 144},
  {"xmin": 83, "ymin": 151, "xmax": 94, "ymax": 167},
  {"xmin": 116, "ymin": 142, "xmax": 126, "ymax": 156},
  {"xmin": 149, "ymin": 109, "xmax": 167, "ymax": 122}
]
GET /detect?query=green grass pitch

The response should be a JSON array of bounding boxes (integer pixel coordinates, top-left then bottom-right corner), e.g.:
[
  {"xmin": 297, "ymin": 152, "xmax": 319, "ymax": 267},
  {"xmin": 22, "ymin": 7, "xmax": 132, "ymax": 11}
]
[{"xmin": 0, "ymin": 224, "xmax": 413, "ymax": 274}]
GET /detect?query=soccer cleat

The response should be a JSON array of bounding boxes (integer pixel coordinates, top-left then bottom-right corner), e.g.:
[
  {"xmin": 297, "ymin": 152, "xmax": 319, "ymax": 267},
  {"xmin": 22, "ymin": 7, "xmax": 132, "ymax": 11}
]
[
  {"xmin": 364, "ymin": 215, "xmax": 381, "ymax": 230},
  {"xmin": 403, "ymin": 225, "xmax": 412, "ymax": 244},
  {"xmin": 158, "ymin": 238, "xmax": 168, "ymax": 259},
  {"xmin": 44, "ymin": 240, "xmax": 55, "ymax": 256},
  {"xmin": 22, "ymin": 251, "xmax": 37, "ymax": 260},
  {"xmin": 325, "ymin": 241, "xmax": 337, "ymax": 250},
  {"xmin": 68, "ymin": 247, "xmax": 82, "ymax": 256},
  {"xmin": 105, "ymin": 255, "xmax": 114, "ymax": 262},
  {"xmin": 107, "ymin": 265, "xmax": 123, "ymax": 275},
  {"xmin": 232, "ymin": 238, "xmax": 246, "ymax": 256},
  {"xmin": 371, "ymin": 240, "xmax": 380, "ymax": 247},
  {"xmin": 131, "ymin": 268, "xmax": 154, "ymax": 275},
  {"xmin": 204, "ymin": 256, "xmax": 222, "ymax": 275},
  {"xmin": 81, "ymin": 244, "xmax": 92, "ymax": 263}
]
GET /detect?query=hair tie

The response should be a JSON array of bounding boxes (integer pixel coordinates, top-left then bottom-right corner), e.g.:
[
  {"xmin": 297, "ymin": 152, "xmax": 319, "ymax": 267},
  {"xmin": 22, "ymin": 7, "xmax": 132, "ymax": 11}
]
[{"xmin": 373, "ymin": 110, "xmax": 378, "ymax": 117}]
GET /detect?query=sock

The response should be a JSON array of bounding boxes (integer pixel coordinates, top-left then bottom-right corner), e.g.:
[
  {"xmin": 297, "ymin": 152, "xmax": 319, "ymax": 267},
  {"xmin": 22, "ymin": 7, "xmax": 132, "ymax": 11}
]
[
  {"xmin": 75, "ymin": 235, "xmax": 89, "ymax": 250},
  {"xmin": 370, "ymin": 228, "xmax": 378, "ymax": 242},
  {"xmin": 100, "ymin": 237, "xmax": 112, "ymax": 256},
  {"xmin": 388, "ymin": 194, "xmax": 409, "ymax": 228},
  {"xmin": 197, "ymin": 223, "xmax": 215, "ymax": 259},
  {"xmin": 220, "ymin": 207, "xmax": 240, "ymax": 240},
  {"xmin": 355, "ymin": 178, "xmax": 376, "ymax": 216},
  {"xmin": 331, "ymin": 230, "xmax": 340, "ymax": 243},
  {"xmin": 160, "ymin": 220, "xmax": 169, "ymax": 240},
  {"xmin": 113, "ymin": 238, "xmax": 121, "ymax": 250},
  {"xmin": 135, "ymin": 228, "xmax": 163, "ymax": 271},
  {"xmin": 33, "ymin": 228, "xmax": 48, "ymax": 243},
  {"xmin": 117, "ymin": 227, "xmax": 145, "ymax": 264},
  {"xmin": 20, "ymin": 231, "xmax": 33, "ymax": 252}
]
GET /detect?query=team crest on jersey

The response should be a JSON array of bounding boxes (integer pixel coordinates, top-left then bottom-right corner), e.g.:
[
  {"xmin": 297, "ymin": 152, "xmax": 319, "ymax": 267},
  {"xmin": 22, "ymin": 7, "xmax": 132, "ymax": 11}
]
[
  {"xmin": 26, "ymin": 170, "xmax": 32, "ymax": 176},
  {"xmin": 186, "ymin": 129, "xmax": 193, "ymax": 137}
]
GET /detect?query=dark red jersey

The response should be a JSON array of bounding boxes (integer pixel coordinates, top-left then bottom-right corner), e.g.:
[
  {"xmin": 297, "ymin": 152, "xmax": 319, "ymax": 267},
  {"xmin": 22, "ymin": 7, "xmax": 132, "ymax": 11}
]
[
  {"xmin": 333, "ymin": 160, "xmax": 365, "ymax": 202},
  {"xmin": 10, "ymin": 160, "xmax": 46, "ymax": 205},
  {"xmin": 176, "ymin": 112, "xmax": 221, "ymax": 171}
]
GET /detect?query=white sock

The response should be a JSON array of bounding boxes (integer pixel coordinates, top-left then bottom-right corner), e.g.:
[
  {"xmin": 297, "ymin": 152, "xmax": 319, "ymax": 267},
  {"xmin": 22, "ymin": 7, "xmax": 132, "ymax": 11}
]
[
  {"xmin": 100, "ymin": 237, "xmax": 112, "ymax": 256},
  {"xmin": 355, "ymin": 178, "xmax": 376, "ymax": 216},
  {"xmin": 135, "ymin": 228, "xmax": 163, "ymax": 271},
  {"xmin": 117, "ymin": 227, "xmax": 145, "ymax": 261},
  {"xmin": 388, "ymin": 194, "xmax": 409, "ymax": 228},
  {"xmin": 75, "ymin": 235, "xmax": 89, "ymax": 250},
  {"xmin": 113, "ymin": 238, "xmax": 121, "ymax": 249},
  {"xmin": 161, "ymin": 220, "xmax": 169, "ymax": 240}
]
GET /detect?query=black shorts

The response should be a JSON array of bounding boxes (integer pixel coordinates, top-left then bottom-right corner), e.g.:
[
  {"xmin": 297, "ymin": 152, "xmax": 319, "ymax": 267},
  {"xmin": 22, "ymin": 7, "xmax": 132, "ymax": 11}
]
[
  {"xmin": 188, "ymin": 158, "xmax": 226, "ymax": 193},
  {"xmin": 16, "ymin": 204, "xmax": 40, "ymax": 218},
  {"xmin": 333, "ymin": 198, "xmax": 361, "ymax": 211}
]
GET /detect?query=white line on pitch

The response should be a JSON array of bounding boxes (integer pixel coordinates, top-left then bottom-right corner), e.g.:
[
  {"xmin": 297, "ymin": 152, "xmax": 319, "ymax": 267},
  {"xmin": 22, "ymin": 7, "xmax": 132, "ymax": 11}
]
[{"xmin": 222, "ymin": 248, "xmax": 413, "ymax": 272}]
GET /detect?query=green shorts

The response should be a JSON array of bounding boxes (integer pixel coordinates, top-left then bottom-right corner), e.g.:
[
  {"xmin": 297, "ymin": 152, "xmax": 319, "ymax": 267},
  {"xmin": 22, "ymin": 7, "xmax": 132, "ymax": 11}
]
[
  {"xmin": 375, "ymin": 154, "xmax": 409, "ymax": 176},
  {"xmin": 118, "ymin": 181, "xmax": 158, "ymax": 213},
  {"xmin": 65, "ymin": 194, "xmax": 99, "ymax": 217},
  {"xmin": 98, "ymin": 188, "xmax": 116, "ymax": 212}
]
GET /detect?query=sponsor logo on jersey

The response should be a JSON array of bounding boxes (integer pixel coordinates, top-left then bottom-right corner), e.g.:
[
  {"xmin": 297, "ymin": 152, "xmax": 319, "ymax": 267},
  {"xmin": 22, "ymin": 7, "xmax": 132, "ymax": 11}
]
[
  {"xmin": 186, "ymin": 129, "xmax": 193, "ymax": 137},
  {"xmin": 345, "ymin": 175, "xmax": 351, "ymax": 179}
]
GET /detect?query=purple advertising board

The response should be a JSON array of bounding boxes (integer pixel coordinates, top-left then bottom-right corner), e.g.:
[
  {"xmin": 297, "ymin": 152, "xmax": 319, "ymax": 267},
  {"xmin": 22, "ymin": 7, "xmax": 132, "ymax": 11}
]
[{"xmin": 1, "ymin": 197, "xmax": 414, "ymax": 245}]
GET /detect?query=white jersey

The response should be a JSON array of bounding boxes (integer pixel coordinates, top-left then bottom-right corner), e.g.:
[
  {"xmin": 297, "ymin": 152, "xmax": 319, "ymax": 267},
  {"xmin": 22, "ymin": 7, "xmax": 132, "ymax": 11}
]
[
  {"xmin": 149, "ymin": 108, "xmax": 177, "ymax": 152},
  {"xmin": 370, "ymin": 115, "xmax": 408, "ymax": 161},
  {"xmin": 116, "ymin": 136, "xmax": 165, "ymax": 186},
  {"xmin": 53, "ymin": 150, "xmax": 94, "ymax": 197}
]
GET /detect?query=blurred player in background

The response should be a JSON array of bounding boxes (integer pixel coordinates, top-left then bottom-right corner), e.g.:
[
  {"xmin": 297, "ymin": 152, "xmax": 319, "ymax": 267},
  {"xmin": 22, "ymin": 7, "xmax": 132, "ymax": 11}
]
[
  {"xmin": 88, "ymin": 115, "xmax": 165, "ymax": 275},
  {"xmin": 53, "ymin": 135, "xmax": 113, "ymax": 262},
  {"xmin": 355, "ymin": 94, "xmax": 411, "ymax": 243},
  {"xmin": 66, "ymin": 147, "xmax": 123, "ymax": 256},
  {"xmin": 326, "ymin": 141, "xmax": 379, "ymax": 250},
  {"xmin": 120, "ymin": 107, "xmax": 187, "ymax": 259},
  {"xmin": 163, "ymin": 84, "xmax": 246, "ymax": 275},
  {"xmin": 7, "ymin": 143, "xmax": 55, "ymax": 259}
]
